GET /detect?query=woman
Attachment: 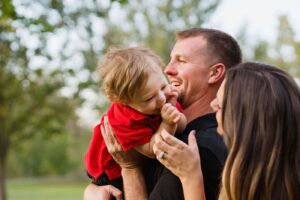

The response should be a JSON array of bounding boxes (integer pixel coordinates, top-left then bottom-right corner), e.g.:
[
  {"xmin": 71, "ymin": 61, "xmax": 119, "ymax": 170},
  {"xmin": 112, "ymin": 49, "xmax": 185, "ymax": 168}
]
[{"xmin": 154, "ymin": 62, "xmax": 300, "ymax": 200}]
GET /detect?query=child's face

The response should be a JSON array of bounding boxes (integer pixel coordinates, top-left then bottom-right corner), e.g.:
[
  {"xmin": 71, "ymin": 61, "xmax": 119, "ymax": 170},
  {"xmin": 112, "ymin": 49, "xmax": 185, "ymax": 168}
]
[{"xmin": 128, "ymin": 70, "xmax": 171, "ymax": 115}]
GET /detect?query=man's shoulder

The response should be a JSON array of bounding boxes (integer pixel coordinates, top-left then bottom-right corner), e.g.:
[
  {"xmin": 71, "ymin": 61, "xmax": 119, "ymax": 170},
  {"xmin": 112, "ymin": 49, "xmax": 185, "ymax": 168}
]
[
  {"xmin": 179, "ymin": 113, "xmax": 227, "ymax": 164},
  {"xmin": 180, "ymin": 113, "xmax": 218, "ymax": 142}
]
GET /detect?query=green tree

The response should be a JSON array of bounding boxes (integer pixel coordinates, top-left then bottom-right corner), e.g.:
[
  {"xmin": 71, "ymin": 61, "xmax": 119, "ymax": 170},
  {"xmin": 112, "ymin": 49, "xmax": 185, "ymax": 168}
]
[
  {"xmin": 0, "ymin": 1, "xmax": 78, "ymax": 199},
  {"xmin": 251, "ymin": 16, "xmax": 300, "ymax": 79},
  {"xmin": 1, "ymin": 0, "xmax": 221, "ymax": 199},
  {"xmin": 103, "ymin": 0, "xmax": 219, "ymax": 63}
]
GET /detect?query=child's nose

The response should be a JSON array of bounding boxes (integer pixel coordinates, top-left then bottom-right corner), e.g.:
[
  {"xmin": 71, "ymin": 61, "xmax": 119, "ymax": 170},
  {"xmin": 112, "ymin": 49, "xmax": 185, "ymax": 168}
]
[{"xmin": 158, "ymin": 92, "xmax": 166, "ymax": 107}]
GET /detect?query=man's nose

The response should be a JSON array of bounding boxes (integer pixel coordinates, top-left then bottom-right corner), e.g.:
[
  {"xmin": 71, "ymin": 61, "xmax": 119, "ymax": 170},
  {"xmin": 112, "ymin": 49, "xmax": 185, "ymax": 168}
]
[{"xmin": 165, "ymin": 61, "xmax": 177, "ymax": 75}]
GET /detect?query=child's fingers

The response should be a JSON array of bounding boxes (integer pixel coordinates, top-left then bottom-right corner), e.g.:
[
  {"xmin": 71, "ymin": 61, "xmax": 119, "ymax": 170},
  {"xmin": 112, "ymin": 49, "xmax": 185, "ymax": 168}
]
[
  {"xmin": 169, "ymin": 110, "xmax": 180, "ymax": 123},
  {"xmin": 173, "ymin": 115, "xmax": 181, "ymax": 123},
  {"xmin": 161, "ymin": 103, "xmax": 173, "ymax": 115}
]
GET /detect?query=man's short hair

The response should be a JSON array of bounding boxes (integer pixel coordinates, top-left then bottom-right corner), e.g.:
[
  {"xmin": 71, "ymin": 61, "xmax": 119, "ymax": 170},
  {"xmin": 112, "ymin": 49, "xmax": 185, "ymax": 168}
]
[{"xmin": 176, "ymin": 28, "xmax": 242, "ymax": 68}]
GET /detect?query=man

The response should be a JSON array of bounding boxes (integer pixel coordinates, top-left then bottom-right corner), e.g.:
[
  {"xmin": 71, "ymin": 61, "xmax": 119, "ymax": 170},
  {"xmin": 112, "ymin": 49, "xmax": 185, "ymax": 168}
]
[{"xmin": 84, "ymin": 28, "xmax": 242, "ymax": 200}]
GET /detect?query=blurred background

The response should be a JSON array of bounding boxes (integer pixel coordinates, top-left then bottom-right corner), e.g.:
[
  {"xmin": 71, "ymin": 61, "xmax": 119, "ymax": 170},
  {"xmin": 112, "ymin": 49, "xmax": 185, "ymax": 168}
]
[{"xmin": 1, "ymin": 0, "xmax": 299, "ymax": 199}]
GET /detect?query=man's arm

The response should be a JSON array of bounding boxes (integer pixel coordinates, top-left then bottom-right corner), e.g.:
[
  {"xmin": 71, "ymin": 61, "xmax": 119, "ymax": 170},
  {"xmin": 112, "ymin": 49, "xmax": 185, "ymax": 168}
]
[
  {"xmin": 175, "ymin": 112, "xmax": 187, "ymax": 134},
  {"xmin": 102, "ymin": 116, "xmax": 148, "ymax": 199},
  {"xmin": 83, "ymin": 169, "xmax": 148, "ymax": 200},
  {"xmin": 121, "ymin": 168, "xmax": 147, "ymax": 200}
]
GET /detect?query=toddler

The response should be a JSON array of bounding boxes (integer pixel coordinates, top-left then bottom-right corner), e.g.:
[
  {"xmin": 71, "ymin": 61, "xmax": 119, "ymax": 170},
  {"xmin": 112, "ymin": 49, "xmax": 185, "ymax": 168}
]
[{"xmin": 84, "ymin": 47, "xmax": 187, "ymax": 190}]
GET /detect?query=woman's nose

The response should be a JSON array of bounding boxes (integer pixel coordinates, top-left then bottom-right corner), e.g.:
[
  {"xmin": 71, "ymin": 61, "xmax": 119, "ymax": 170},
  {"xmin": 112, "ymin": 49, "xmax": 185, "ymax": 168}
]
[{"xmin": 210, "ymin": 99, "xmax": 218, "ymax": 112}]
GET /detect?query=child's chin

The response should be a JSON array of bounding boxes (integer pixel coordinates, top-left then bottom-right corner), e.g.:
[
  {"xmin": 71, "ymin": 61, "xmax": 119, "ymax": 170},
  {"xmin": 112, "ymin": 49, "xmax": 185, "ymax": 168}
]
[{"xmin": 150, "ymin": 110, "xmax": 160, "ymax": 116}]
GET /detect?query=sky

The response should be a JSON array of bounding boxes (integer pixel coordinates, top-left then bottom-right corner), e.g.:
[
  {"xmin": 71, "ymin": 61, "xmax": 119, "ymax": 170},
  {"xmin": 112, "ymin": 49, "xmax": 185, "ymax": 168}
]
[{"xmin": 205, "ymin": 0, "xmax": 300, "ymax": 43}]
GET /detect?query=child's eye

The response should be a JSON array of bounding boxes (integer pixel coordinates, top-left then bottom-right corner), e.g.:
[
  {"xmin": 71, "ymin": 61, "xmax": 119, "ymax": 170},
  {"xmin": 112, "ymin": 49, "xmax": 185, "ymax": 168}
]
[{"xmin": 145, "ymin": 96, "xmax": 153, "ymax": 102}]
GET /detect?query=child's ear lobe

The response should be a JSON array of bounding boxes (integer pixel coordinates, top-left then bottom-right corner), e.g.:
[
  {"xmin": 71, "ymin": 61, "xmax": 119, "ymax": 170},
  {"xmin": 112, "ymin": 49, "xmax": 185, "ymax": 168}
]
[
  {"xmin": 120, "ymin": 98, "xmax": 129, "ymax": 105},
  {"xmin": 208, "ymin": 63, "xmax": 226, "ymax": 84}
]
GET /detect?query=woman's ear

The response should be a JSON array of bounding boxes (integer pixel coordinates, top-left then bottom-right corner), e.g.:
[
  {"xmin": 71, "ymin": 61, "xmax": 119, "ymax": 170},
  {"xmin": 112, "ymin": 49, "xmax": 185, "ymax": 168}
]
[{"xmin": 208, "ymin": 63, "xmax": 226, "ymax": 84}]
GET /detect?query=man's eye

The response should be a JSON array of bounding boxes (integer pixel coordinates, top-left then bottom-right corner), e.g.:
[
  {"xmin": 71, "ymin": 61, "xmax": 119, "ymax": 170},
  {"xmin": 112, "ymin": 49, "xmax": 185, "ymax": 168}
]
[{"xmin": 178, "ymin": 58, "xmax": 186, "ymax": 63}]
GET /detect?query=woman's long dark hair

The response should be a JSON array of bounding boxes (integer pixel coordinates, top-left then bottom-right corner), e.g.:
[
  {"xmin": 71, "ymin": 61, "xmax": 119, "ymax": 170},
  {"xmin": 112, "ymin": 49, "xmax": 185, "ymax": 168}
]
[{"xmin": 219, "ymin": 62, "xmax": 300, "ymax": 200}]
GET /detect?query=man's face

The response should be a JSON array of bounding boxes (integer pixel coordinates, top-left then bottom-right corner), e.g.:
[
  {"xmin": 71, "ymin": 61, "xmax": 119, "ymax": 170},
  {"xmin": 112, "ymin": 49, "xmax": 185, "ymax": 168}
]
[{"xmin": 165, "ymin": 36, "xmax": 212, "ymax": 109}]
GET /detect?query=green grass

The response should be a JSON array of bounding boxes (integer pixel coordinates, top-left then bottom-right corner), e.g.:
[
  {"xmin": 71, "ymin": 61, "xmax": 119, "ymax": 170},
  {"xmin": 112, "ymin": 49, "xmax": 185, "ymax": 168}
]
[{"xmin": 7, "ymin": 177, "xmax": 89, "ymax": 200}]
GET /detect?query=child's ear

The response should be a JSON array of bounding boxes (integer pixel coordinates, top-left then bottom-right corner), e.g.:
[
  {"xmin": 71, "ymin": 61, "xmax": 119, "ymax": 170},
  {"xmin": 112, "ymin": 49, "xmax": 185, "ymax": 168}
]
[
  {"xmin": 208, "ymin": 63, "xmax": 226, "ymax": 84},
  {"xmin": 121, "ymin": 99, "xmax": 129, "ymax": 105}
]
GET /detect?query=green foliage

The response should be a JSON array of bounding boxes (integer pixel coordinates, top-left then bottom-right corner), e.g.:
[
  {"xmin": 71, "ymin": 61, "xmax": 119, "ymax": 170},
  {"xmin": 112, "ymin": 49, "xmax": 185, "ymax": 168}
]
[
  {"xmin": 8, "ymin": 134, "xmax": 70, "ymax": 176},
  {"xmin": 103, "ymin": 0, "xmax": 220, "ymax": 63},
  {"xmin": 251, "ymin": 16, "xmax": 300, "ymax": 78},
  {"xmin": 0, "ymin": 0, "xmax": 17, "ymax": 19},
  {"xmin": 1, "ymin": 0, "xmax": 222, "ymax": 199},
  {"xmin": 0, "ymin": 1, "xmax": 81, "ymax": 199}
]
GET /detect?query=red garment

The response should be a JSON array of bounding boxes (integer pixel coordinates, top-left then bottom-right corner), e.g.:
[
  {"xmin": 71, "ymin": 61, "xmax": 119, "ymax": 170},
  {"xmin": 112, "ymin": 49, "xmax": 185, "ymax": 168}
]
[{"xmin": 84, "ymin": 102, "xmax": 182, "ymax": 180}]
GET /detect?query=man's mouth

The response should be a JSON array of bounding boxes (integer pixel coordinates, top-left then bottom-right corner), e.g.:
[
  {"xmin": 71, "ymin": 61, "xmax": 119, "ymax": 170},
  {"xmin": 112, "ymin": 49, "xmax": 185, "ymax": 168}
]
[{"xmin": 170, "ymin": 80, "xmax": 181, "ymax": 87}]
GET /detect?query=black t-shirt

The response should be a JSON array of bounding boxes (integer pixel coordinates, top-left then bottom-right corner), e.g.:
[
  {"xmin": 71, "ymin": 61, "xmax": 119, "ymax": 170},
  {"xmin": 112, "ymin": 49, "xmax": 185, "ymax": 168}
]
[{"xmin": 144, "ymin": 113, "xmax": 228, "ymax": 200}]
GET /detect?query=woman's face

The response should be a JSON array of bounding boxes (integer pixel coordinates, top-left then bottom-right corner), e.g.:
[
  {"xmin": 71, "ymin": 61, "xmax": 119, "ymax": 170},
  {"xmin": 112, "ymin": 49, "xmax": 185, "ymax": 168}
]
[{"xmin": 210, "ymin": 80, "xmax": 225, "ymax": 135}]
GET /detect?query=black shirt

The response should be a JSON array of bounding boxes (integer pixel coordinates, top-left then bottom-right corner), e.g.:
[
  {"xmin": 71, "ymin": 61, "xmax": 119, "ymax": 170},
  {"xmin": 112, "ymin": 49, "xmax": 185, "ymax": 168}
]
[{"xmin": 145, "ymin": 113, "xmax": 227, "ymax": 200}]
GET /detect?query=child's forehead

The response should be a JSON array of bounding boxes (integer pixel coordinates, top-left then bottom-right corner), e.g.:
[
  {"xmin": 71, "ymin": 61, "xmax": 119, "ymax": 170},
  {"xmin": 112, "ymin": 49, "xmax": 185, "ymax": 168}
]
[{"xmin": 142, "ymin": 72, "xmax": 167, "ymax": 90}]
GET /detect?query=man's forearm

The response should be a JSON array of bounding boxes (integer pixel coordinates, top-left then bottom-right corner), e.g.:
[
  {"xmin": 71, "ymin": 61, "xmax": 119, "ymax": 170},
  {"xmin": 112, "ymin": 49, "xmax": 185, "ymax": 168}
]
[{"xmin": 121, "ymin": 168, "xmax": 147, "ymax": 200}]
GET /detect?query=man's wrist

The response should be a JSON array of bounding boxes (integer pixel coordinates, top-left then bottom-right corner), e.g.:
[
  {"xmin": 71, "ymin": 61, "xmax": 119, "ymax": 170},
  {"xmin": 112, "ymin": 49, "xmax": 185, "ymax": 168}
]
[{"xmin": 119, "ymin": 162, "xmax": 141, "ymax": 169}]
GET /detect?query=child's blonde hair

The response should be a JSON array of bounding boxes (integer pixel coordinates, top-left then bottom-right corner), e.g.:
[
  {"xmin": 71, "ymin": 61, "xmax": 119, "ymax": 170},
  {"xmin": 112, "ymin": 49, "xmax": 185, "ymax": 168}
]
[{"xmin": 99, "ymin": 47, "xmax": 165, "ymax": 103}]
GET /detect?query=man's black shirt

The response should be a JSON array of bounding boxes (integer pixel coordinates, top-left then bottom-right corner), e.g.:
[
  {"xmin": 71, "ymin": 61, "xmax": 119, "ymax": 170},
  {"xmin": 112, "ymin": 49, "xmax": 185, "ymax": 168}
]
[{"xmin": 144, "ymin": 113, "xmax": 228, "ymax": 200}]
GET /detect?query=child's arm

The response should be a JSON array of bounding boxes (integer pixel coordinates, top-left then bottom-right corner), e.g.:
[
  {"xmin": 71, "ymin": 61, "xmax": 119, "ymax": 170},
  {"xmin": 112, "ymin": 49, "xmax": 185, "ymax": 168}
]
[
  {"xmin": 175, "ymin": 112, "xmax": 187, "ymax": 134},
  {"xmin": 161, "ymin": 103, "xmax": 187, "ymax": 135},
  {"xmin": 134, "ymin": 121, "xmax": 175, "ymax": 159},
  {"xmin": 165, "ymin": 86, "xmax": 187, "ymax": 134},
  {"xmin": 135, "ymin": 103, "xmax": 187, "ymax": 158}
]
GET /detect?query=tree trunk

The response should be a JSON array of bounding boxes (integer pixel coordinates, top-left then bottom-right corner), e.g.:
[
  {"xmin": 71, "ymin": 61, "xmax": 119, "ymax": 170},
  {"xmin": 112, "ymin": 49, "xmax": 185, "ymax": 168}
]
[
  {"xmin": 0, "ymin": 136, "xmax": 8, "ymax": 200},
  {"xmin": 0, "ymin": 158, "xmax": 6, "ymax": 200}
]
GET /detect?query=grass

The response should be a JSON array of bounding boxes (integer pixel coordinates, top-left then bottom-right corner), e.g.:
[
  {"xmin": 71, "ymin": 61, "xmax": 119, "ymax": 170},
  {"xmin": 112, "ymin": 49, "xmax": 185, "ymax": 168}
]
[{"xmin": 7, "ymin": 177, "xmax": 89, "ymax": 200}]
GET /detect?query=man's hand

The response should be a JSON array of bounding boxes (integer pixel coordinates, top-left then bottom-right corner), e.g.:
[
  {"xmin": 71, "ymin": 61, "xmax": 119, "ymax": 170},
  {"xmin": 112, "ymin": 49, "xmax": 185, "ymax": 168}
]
[
  {"xmin": 83, "ymin": 183, "xmax": 123, "ymax": 200},
  {"xmin": 101, "ymin": 116, "xmax": 143, "ymax": 169}
]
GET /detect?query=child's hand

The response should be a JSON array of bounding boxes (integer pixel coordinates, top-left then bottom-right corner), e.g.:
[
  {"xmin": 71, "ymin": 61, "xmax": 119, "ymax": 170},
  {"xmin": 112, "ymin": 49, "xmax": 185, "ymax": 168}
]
[
  {"xmin": 161, "ymin": 103, "xmax": 181, "ymax": 125},
  {"xmin": 166, "ymin": 85, "xmax": 179, "ymax": 106}
]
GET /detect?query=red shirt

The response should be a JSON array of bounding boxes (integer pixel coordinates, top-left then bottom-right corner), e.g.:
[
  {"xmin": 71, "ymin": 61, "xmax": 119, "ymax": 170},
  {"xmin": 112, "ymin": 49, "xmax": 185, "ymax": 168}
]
[{"xmin": 84, "ymin": 102, "xmax": 182, "ymax": 180}]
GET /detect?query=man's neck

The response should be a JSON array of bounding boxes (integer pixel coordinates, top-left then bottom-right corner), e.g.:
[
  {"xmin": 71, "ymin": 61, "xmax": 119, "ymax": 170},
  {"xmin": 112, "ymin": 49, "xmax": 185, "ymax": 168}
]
[{"xmin": 183, "ymin": 96, "xmax": 214, "ymax": 124}]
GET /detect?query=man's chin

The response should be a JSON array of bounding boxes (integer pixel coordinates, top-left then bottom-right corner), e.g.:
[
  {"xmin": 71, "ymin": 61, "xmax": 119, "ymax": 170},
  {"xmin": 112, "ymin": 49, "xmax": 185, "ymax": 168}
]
[{"xmin": 177, "ymin": 90, "xmax": 184, "ymax": 104}]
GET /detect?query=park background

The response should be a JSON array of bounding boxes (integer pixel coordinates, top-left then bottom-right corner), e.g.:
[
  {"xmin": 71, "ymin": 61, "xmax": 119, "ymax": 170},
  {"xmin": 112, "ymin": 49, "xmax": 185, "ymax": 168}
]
[{"xmin": 1, "ymin": 0, "xmax": 300, "ymax": 199}]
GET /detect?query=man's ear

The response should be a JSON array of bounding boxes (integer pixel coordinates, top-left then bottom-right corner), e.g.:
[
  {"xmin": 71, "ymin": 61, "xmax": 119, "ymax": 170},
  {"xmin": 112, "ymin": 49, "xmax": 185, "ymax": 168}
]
[{"xmin": 208, "ymin": 63, "xmax": 226, "ymax": 84}]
